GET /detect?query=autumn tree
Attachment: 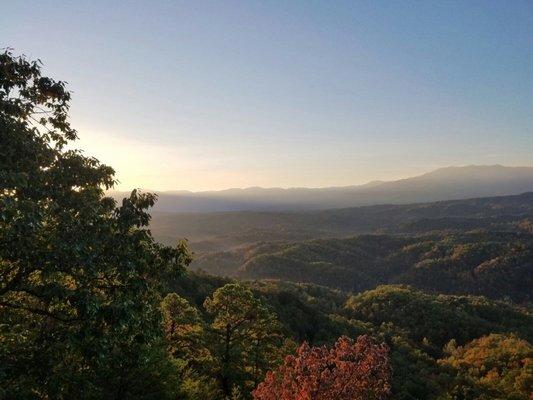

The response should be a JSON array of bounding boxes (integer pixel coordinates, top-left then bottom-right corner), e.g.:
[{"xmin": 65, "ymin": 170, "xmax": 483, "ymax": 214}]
[
  {"xmin": 0, "ymin": 49, "xmax": 190, "ymax": 399},
  {"xmin": 253, "ymin": 335, "xmax": 391, "ymax": 400},
  {"xmin": 441, "ymin": 334, "xmax": 533, "ymax": 400},
  {"xmin": 204, "ymin": 283, "xmax": 283, "ymax": 397}
]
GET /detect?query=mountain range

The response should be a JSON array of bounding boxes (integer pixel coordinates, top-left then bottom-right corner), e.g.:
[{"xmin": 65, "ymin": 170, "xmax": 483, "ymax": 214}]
[{"xmin": 111, "ymin": 165, "xmax": 533, "ymax": 212}]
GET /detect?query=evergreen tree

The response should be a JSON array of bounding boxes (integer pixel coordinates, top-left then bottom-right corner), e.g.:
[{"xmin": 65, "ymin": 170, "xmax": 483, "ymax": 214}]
[{"xmin": 203, "ymin": 283, "xmax": 282, "ymax": 397}]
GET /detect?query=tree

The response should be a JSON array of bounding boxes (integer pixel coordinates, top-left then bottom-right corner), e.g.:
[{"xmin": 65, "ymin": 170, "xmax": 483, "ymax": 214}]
[
  {"xmin": 203, "ymin": 283, "xmax": 283, "ymax": 397},
  {"xmin": 161, "ymin": 293, "xmax": 208, "ymax": 363},
  {"xmin": 161, "ymin": 292, "xmax": 220, "ymax": 400},
  {"xmin": 0, "ymin": 49, "xmax": 190, "ymax": 399},
  {"xmin": 253, "ymin": 335, "xmax": 391, "ymax": 400}
]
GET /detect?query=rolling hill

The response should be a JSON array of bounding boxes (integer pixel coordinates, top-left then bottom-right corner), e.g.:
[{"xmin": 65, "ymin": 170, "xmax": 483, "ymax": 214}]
[{"xmin": 191, "ymin": 231, "xmax": 533, "ymax": 303}]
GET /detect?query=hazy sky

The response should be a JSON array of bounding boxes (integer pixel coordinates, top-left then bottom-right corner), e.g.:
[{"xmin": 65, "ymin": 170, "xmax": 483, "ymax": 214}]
[{"xmin": 3, "ymin": 1, "xmax": 533, "ymax": 191}]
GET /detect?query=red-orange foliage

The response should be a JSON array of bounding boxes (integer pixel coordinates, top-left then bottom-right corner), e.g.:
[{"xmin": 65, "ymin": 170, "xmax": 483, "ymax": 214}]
[{"xmin": 253, "ymin": 335, "xmax": 391, "ymax": 400}]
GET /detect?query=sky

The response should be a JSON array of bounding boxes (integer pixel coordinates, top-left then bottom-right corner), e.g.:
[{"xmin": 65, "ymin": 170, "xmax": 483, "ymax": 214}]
[{"xmin": 2, "ymin": 1, "xmax": 533, "ymax": 191}]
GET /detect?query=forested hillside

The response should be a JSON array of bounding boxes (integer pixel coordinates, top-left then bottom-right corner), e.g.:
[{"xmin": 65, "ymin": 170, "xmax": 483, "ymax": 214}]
[
  {"xmin": 166, "ymin": 273, "xmax": 533, "ymax": 400},
  {"xmin": 193, "ymin": 231, "xmax": 533, "ymax": 302}
]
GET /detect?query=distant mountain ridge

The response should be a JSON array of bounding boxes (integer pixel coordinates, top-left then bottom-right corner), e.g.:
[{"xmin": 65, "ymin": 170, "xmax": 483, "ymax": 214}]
[{"xmin": 110, "ymin": 165, "xmax": 533, "ymax": 212}]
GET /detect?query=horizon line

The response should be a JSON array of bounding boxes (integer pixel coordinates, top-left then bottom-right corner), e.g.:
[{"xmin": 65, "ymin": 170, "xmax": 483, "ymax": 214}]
[{"xmin": 106, "ymin": 164, "xmax": 533, "ymax": 194}]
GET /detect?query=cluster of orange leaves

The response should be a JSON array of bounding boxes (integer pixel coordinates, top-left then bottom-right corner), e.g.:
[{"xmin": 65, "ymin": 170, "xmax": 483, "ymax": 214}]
[{"xmin": 253, "ymin": 335, "xmax": 391, "ymax": 400}]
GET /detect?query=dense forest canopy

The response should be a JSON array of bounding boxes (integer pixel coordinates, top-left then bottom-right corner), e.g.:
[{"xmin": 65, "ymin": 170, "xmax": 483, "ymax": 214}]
[
  {"xmin": 1, "ymin": 50, "xmax": 532, "ymax": 400},
  {"xmin": 168, "ymin": 274, "xmax": 532, "ymax": 400}
]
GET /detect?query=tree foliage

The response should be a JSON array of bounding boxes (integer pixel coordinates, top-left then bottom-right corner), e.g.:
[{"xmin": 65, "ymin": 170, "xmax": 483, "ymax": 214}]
[
  {"xmin": 253, "ymin": 335, "xmax": 391, "ymax": 400},
  {"xmin": 194, "ymin": 232, "xmax": 533, "ymax": 302},
  {"xmin": 441, "ymin": 334, "xmax": 533, "ymax": 400},
  {"xmin": 0, "ymin": 49, "xmax": 190, "ymax": 399},
  {"xmin": 161, "ymin": 283, "xmax": 285, "ymax": 398},
  {"xmin": 169, "ymin": 274, "xmax": 533, "ymax": 400},
  {"xmin": 162, "ymin": 293, "xmax": 208, "ymax": 363},
  {"xmin": 345, "ymin": 285, "xmax": 533, "ymax": 349},
  {"xmin": 203, "ymin": 283, "xmax": 283, "ymax": 396}
]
